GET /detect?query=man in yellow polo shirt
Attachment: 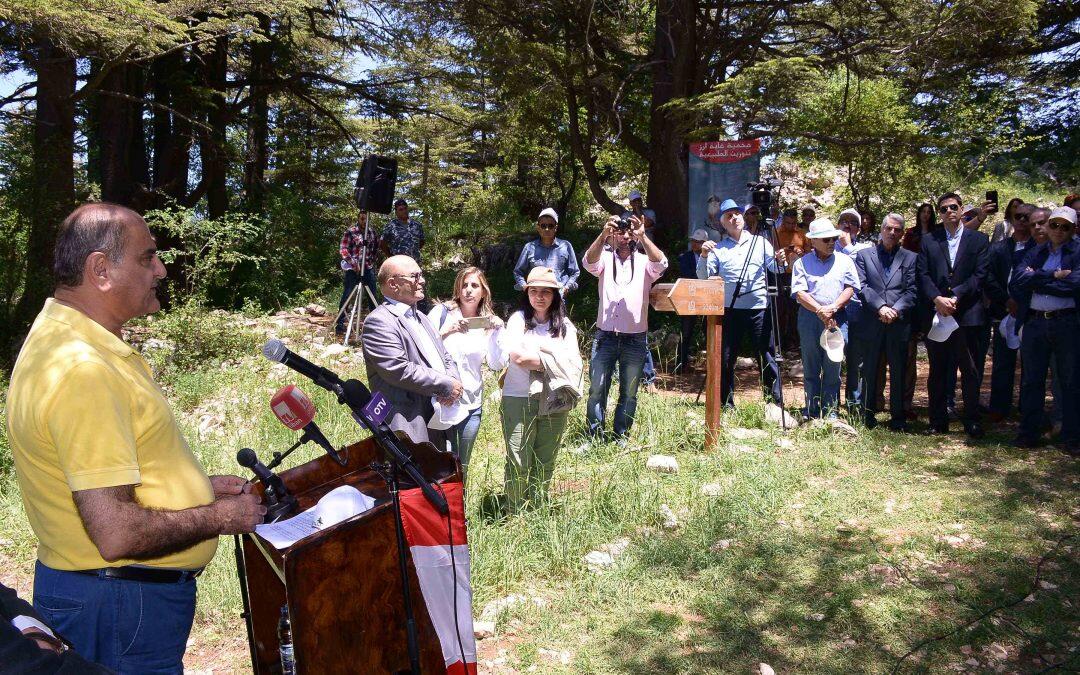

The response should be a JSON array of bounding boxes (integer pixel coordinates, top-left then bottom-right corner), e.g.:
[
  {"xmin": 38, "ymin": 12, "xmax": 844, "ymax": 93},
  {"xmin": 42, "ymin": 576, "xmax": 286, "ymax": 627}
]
[{"xmin": 6, "ymin": 203, "xmax": 265, "ymax": 674}]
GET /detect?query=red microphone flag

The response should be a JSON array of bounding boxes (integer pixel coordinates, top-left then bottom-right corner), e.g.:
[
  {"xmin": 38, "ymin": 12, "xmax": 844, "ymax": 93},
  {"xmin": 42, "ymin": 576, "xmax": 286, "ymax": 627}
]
[{"xmin": 270, "ymin": 385, "xmax": 317, "ymax": 431}]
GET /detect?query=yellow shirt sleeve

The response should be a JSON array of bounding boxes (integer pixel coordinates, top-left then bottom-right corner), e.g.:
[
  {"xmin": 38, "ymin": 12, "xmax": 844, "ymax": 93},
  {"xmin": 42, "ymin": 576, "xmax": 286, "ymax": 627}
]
[{"xmin": 45, "ymin": 361, "xmax": 142, "ymax": 492}]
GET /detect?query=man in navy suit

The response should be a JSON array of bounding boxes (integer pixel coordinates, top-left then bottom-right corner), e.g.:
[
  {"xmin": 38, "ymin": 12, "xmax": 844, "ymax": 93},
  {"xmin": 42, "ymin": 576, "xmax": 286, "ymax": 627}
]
[
  {"xmin": 983, "ymin": 204, "xmax": 1036, "ymax": 421},
  {"xmin": 1009, "ymin": 206, "xmax": 1080, "ymax": 455},
  {"xmin": 918, "ymin": 192, "xmax": 990, "ymax": 438},
  {"xmin": 852, "ymin": 213, "xmax": 918, "ymax": 430}
]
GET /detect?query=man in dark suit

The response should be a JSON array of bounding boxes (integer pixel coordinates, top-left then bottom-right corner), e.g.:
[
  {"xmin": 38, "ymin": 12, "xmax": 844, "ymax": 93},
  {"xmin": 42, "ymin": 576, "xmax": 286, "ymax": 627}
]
[
  {"xmin": 918, "ymin": 192, "xmax": 990, "ymax": 438},
  {"xmin": 362, "ymin": 255, "xmax": 463, "ymax": 449},
  {"xmin": 983, "ymin": 204, "xmax": 1036, "ymax": 421},
  {"xmin": 1009, "ymin": 207, "xmax": 1080, "ymax": 455},
  {"xmin": 852, "ymin": 213, "xmax": 918, "ymax": 430},
  {"xmin": 1, "ymin": 581, "xmax": 113, "ymax": 674}
]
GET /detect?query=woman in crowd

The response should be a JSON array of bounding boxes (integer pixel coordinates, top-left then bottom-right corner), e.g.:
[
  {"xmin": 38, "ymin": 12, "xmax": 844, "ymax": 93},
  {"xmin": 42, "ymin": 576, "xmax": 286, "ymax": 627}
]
[
  {"xmin": 990, "ymin": 198, "xmax": 1025, "ymax": 243},
  {"xmin": 429, "ymin": 266, "xmax": 503, "ymax": 482},
  {"xmin": 496, "ymin": 267, "xmax": 580, "ymax": 513}
]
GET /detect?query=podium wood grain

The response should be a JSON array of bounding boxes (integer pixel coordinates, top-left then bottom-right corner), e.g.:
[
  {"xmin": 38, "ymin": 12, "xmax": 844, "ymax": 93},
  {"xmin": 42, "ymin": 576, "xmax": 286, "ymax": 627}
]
[{"xmin": 238, "ymin": 434, "xmax": 459, "ymax": 674}]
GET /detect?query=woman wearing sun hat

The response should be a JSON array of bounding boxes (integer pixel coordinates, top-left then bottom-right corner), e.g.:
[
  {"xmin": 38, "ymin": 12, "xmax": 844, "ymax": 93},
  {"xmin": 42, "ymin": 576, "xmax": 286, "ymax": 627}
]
[
  {"xmin": 790, "ymin": 217, "xmax": 862, "ymax": 418},
  {"xmin": 496, "ymin": 267, "xmax": 582, "ymax": 512}
]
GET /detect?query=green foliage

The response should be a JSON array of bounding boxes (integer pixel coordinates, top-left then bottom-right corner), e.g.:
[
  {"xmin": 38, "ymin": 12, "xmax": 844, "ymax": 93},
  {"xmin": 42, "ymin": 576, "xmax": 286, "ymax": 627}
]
[
  {"xmin": 0, "ymin": 116, "xmax": 32, "ymax": 327},
  {"xmin": 139, "ymin": 299, "xmax": 255, "ymax": 375}
]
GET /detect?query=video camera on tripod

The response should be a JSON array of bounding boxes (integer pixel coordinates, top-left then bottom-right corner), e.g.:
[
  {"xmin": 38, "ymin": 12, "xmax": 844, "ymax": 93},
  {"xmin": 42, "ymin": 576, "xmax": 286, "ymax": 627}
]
[{"xmin": 747, "ymin": 177, "xmax": 784, "ymax": 216}]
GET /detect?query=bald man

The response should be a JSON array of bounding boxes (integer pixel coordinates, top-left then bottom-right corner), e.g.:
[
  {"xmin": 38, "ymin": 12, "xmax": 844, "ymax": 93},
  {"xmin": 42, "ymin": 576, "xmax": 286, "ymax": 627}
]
[
  {"xmin": 361, "ymin": 255, "xmax": 463, "ymax": 448},
  {"xmin": 6, "ymin": 203, "xmax": 264, "ymax": 673}
]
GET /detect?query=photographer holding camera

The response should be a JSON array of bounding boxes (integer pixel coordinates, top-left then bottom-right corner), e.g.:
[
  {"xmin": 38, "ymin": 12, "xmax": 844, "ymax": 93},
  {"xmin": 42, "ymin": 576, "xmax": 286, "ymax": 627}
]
[{"xmin": 582, "ymin": 214, "xmax": 668, "ymax": 443}]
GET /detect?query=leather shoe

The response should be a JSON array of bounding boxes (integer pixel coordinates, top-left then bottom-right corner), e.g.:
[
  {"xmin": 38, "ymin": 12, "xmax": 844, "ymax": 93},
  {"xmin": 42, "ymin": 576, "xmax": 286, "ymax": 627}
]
[
  {"xmin": 1013, "ymin": 435, "xmax": 1042, "ymax": 449},
  {"xmin": 965, "ymin": 423, "xmax": 985, "ymax": 439},
  {"xmin": 929, "ymin": 424, "xmax": 949, "ymax": 435},
  {"xmin": 888, "ymin": 421, "xmax": 909, "ymax": 433}
]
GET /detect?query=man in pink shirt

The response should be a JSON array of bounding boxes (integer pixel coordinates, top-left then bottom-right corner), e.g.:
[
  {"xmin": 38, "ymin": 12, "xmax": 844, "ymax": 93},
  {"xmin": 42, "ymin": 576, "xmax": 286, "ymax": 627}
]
[{"xmin": 582, "ymin": 214, "xmax": 668, "ymax": 441}]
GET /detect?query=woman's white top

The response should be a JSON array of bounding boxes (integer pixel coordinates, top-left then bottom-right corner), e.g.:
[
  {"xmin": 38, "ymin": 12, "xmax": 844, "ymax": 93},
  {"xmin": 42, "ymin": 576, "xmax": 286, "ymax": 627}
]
[
  {"xmin": 427, "ymin": 304, "xmax": 503, "ymax": 411},
  {"xmin": 498, "ymin": 310, "xmax": 578, "ymax": 398}
]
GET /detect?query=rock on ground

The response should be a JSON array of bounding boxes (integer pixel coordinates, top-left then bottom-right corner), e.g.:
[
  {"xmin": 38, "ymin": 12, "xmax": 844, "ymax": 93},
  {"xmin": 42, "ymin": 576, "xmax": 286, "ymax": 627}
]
[
  {"xmin": 473, "ymin": 621, "xmax": 495, "ymax": 639},
  {"xmin": 646, "ymin": 454, "xmax": 679, "ymax": 474}
]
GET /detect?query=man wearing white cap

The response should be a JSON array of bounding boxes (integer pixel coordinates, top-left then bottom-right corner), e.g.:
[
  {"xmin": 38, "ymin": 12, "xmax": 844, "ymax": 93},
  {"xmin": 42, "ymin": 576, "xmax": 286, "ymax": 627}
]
[
  {"xmin": 622, "ymin": 190, "xmax": 658, "ymax": 242},
  {"xmin": 675, "ymin": 229, "xmax": 710, "ymax": 373},
  {"xmin": 918, "ymin": 192, "xmax": 990, "ymax": 438},
  {"xmin": 697, "ymin": 198, "xmax": 787, "ymax": 408},
  {"xmin": 513, "ymin": 208, "xmax": 581, "ymax": 296},
  {"xmin": 791, "ymin": 217, "xmax": 861, "ymax": 418},
  {"xmin": 1009, "ymin": 206, "xmax": 1080, "ymax": 455}
]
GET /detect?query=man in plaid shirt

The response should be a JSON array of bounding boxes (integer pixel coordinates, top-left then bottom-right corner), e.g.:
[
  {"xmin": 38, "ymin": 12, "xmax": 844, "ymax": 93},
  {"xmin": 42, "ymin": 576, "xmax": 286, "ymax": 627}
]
[{"xmin": 337, "ymin": 210, "xmax": 380, "ymax": 334}]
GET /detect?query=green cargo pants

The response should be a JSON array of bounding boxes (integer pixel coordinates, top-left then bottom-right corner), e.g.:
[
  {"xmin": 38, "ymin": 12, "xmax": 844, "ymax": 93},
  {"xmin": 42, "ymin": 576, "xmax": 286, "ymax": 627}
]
[{"xmin": 500, "ymin": 396, "xmax": 569, "ymax": 512}]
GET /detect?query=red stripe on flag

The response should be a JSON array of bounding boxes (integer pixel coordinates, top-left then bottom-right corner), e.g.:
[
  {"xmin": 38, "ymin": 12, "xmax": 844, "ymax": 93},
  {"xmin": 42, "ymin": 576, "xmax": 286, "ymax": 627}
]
[
  {"xmin": 446, "ymin": 660, "xmax": 478, "ymax": 675},
  {"xmin": 400, "ymin": 482, "xmax": 468, "ymax": 547}
]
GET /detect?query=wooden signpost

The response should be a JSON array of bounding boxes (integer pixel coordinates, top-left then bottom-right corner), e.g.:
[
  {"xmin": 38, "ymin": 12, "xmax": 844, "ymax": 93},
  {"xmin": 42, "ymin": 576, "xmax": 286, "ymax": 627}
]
[{"xmin": 650, "ymin": 278, "xmax": 725, "ymax": 448}]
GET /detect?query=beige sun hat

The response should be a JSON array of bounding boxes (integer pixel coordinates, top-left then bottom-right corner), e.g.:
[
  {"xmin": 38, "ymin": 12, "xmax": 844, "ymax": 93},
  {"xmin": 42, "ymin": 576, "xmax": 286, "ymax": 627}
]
[{"xmin": 524, "ymin": 267, "xmax": 562, "ymax": 290}]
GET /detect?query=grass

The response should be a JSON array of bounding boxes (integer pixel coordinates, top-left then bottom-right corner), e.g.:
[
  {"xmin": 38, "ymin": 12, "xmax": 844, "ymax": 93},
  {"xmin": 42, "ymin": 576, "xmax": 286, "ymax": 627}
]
[{"xmin": 0, "ymin": 307, "xmax": 1077, "ymax": 673}]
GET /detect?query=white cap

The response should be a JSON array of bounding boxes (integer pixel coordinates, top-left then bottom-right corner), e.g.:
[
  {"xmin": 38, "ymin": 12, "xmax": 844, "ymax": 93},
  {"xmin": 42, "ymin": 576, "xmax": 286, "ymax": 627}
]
[
  {"xmin": 690, "ymin": 228, "xmax": 710, "ymax": 242},
  {"xmin": 927, "ymin": 312, "xmax": 959, "ymax": 342},
  {"xmin": 838, "ymin": 208, "xmax": 861, "ymax": 225},
  {"xmin": 628, "ymin": 189, "xmax": 643, "ymax": 201},
  {"xmin": 819, "ymin": 328, "xmax": 845, "ymax": 363},
  {"xmin": 998, "ymin": 315, "xmax": 1020, "ymax": 350},
  {"xmin": 1049, "ymin": 206, "xmax": 1077, "ymax": 226},
  {"xmin": 960, "ymin": 204, "xmax": 979, "ymax": 217},
  {"xmin": 537, "ymin": 207, "xmax": 559, "ymax": 224},
  {"xmin": 807, "ymin": 217, "xmax": 844, "ymax": 239}
]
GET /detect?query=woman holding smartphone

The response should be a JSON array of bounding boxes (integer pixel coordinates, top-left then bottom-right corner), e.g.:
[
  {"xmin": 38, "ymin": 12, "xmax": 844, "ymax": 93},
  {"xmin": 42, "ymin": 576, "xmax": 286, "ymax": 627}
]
[
  {"xmin": 496, "ymin": 267, "xmax": 580, "ymax": 513},
  {"xmin": 429, "ymin": 266, "xmax": 503, "ymax": 481}
]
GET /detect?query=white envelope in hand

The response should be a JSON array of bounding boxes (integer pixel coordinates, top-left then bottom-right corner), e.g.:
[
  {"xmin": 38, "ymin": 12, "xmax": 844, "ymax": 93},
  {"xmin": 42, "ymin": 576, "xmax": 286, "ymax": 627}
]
[
  {"xmin": 998, "ymin": 314, "xmax": 1020, "ymax": 350},
  {"xmin": 927, "ymin": 312, "xmax": 959, "ymax": 342},
  {"xmin": 429, "ymin": 397, "xmax": 468, "ymax": 430}
]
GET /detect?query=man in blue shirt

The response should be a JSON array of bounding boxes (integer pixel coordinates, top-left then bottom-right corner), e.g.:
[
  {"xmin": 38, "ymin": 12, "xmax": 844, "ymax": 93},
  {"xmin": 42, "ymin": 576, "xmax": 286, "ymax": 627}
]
[
  {"xmin": 513, "ymin": 208, "xmax": 581, "ymax": 295},
  {"xmin": 791, "ymin": 217, "xmax": 861, "ymax": 418},
  {"xmin": 1009, "ymin": 206, "xmax": 1080, "ymax": 455},
  {"xmin": 697, "ymin": 198, "xmax": 787, "ymax": 407}
]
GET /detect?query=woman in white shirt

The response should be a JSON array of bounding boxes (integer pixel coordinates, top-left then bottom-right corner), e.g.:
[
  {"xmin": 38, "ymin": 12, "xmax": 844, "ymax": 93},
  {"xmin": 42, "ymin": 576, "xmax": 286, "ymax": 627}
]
[
  {"xmin": 497, "ymin": 267, "xmax": 578, "ymax": 513},
  {"xmin": 428, "ymin": 267, "xmax": 503, "ymax": 482}
]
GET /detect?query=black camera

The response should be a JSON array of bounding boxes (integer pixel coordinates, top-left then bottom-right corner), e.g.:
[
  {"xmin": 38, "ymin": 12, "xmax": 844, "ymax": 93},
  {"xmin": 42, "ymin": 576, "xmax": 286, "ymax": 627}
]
[
  {"xmin": 614, "ymin": 216, "xmax": 632, "ymax": 232},
  {"xmin": 747, "ymin": 178, "xmax": 783, "ymax": 215}
]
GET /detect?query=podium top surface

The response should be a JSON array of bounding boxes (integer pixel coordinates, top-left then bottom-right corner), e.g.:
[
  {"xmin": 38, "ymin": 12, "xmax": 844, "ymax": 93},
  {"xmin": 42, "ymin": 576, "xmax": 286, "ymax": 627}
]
[{"xmin": 650, "ymin": 278, "xmax": 725, "ymax": 316}]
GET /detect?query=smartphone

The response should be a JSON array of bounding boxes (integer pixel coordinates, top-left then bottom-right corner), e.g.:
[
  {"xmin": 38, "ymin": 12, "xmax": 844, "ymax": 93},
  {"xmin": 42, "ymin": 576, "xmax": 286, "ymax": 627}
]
[
  {"xmin": 986, "ymin": 190, "xmax": 998, "ymax": 214},
  {"xmin": 464, "ymin": 316, "xmax": 494, "ymax": 330}
]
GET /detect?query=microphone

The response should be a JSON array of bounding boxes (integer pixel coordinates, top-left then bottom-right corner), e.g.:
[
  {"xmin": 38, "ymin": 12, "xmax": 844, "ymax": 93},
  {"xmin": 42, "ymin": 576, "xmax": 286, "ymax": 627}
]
[
  {"xmin": 340, "ymin": 379, "xmax": 449, "ymax": 515},
  {"xmin": 236, "ymin": 448, "xmax": 298, "ymax": 523},
  {"xmin": 270, "ymin": 385, "xmax": 347, "ymax": 466},
  {"xmin": 262, "ymin": 339, "xmax": 343, "ymax": 392}
]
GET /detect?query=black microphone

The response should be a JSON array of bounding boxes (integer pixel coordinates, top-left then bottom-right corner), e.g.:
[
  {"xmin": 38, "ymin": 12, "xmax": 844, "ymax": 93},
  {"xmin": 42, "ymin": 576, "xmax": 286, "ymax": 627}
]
[
  {"xmin": 340, "ymin": 379, "xmax": 449, "ymax": 515},
  {"xmin": 262, "ymin": 339, "xmax": 343, "ymax": 392},
  {"xmin": 236, "ymin": 448, "xmax": 298, "ymax": 523}
]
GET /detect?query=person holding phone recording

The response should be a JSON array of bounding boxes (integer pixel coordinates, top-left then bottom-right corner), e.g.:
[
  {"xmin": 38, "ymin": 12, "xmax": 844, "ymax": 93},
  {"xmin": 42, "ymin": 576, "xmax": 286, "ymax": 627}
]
[{"xmin": 429, "ymin": 267, "xmax": 504, "ymax": 480}]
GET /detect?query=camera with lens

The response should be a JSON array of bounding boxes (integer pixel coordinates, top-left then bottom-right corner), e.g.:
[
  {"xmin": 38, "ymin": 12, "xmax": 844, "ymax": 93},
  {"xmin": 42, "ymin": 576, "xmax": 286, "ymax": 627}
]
[
  {"xmin": 747, "ymin": 177, "xmax": 783, "ymax": 214},
  {"xmin": 614, "ymin": 216, "xmax": 633, "ymax": 232}
]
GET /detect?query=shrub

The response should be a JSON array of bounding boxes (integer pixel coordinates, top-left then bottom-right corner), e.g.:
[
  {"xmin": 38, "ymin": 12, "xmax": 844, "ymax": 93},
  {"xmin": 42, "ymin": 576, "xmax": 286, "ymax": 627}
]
[{"xmin": 139, "ymin": 300, "xmax": 257, "ymax": 376}]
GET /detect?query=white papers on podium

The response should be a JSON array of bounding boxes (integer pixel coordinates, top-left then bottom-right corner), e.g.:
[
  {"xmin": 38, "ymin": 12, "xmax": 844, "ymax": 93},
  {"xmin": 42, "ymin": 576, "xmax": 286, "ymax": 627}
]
[{"xmin": 255, "ymin": 485, "xmax": 376, "ymax": 549}]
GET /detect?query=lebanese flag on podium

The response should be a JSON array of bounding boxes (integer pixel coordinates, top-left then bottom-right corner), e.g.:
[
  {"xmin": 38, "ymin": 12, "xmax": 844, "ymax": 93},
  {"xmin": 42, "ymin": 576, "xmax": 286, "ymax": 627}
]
[{"xmin": 399, "ymin": 481, "xmax": 478, "ymax": 675}]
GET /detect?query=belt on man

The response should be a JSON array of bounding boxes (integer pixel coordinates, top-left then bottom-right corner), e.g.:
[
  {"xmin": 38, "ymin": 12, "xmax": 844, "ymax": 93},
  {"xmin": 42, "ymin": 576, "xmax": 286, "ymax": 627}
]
[
  {"xmin": 75, "ymin": 566, "xmax": 204, "ymax": 583},
  {"xmin": 1032, "ymin": 308, "xmax": 1077, "ymax": 320}
]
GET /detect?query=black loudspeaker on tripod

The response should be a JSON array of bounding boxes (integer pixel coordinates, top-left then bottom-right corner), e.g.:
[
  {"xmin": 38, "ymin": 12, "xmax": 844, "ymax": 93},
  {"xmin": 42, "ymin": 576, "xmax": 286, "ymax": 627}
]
[{"xmin": 354, "ymin": 155, "xmax": 398, "ymax": 214}]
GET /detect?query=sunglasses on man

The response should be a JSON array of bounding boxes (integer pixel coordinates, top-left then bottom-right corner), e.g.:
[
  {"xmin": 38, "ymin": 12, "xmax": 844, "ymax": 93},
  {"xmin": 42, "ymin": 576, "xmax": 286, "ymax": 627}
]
[
  {"xmin": 391, "ymin": 272, "xmax": 424, "ymax": 283},
  {"xmin": 538, "ymin": 223, "xmax": 557, "ymax": 230},
  {"xmin": 1048, "ymin": 221, "xmax": 1075, "ymax": 232},
  {"xmin": 819, "ymin": 236, "xmax": 838, "ymax": 243},
  {"xmin": 938, "ymin": 203, "xmax": 960, "ymax": 213}
]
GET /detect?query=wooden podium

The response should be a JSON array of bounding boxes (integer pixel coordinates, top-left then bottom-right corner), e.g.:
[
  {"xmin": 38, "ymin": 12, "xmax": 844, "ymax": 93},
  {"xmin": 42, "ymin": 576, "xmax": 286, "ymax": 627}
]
[
  {"xmin": 236, "ymin": 436, "xmax": 458, "ymax": 674},
  {"xmin": 650, "ymin": 278, "xmax": 725, "ymax": 448}
]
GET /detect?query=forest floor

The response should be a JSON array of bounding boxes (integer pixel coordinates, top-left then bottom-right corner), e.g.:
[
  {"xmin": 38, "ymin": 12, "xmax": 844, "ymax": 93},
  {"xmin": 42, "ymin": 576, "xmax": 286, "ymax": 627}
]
[{"xmin": 0, "ymin": 306, "xmax": 1077, "ymax": 674}]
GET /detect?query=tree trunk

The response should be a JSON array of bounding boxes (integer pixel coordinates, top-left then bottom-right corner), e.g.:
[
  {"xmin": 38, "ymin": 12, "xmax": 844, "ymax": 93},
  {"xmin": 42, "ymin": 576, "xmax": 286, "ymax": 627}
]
[
  {"xmin": 201, "ymin": 35, "xmax": 229, "ymax": 220},
  {"xmin": 93, "ymin": 62, "xmax": 148, "ymax": 207},
  {"xmin": 9, "ymin": 39, "xmax": 75, "ymax": 355},
  {"xmin": 243, "ymin": 14, "xmax": 272, "ymax": 211},
  {"xmin": 647, "ymin": 0, "xmax": 695, "ymax": 248}
]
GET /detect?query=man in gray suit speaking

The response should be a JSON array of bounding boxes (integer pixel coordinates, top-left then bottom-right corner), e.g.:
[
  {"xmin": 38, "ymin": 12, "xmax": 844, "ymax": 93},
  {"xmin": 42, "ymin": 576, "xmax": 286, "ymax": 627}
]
[{"xmin": 362, "ymin": 255, "xmax": 463, "ymax": 447}]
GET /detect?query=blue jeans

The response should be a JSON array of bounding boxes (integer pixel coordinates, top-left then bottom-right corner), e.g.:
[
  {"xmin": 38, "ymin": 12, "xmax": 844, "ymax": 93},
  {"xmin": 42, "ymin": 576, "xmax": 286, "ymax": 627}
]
[
  {"xmin": 1018, "ymin": 314, "xmax": 1079, "ymax": 442},
  {"xmin": 844, "ymin": 316, "xmax": 866, "ymax": 410},
  {"xmin": 587, "ymin": 330, "xmax": 647, "ymax": 438},
  {"xmin": 642, "ymin": 348, "xmax": 656, "ymax": 385},
  {"xmin": 337, "ymin": 268, "xmax": 377, "ymax": 331},
  {"xmin": 798, "ymin": 307, "xmax": 848, "ymax": 418},
  {"xmin": 33, "ymin": 561, "xmax": 197, "ymax": 674},
  {"xmin": 449, "ymin": 406, "xmax": 482, "ymax": 482}
]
